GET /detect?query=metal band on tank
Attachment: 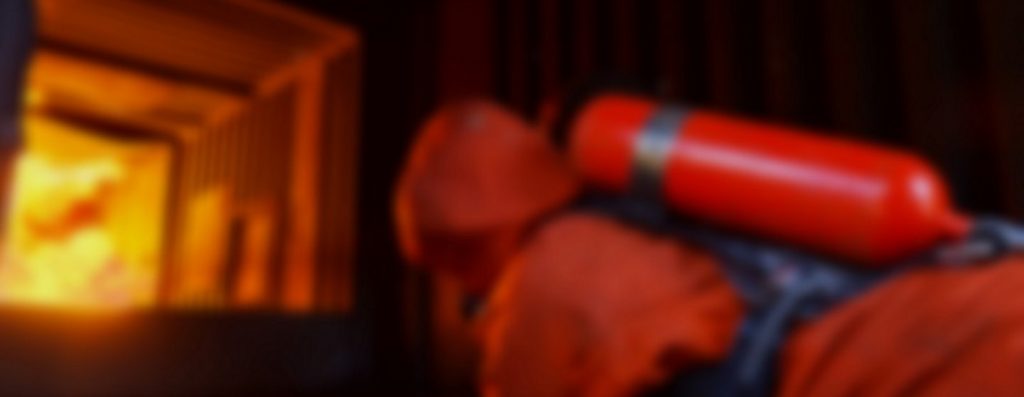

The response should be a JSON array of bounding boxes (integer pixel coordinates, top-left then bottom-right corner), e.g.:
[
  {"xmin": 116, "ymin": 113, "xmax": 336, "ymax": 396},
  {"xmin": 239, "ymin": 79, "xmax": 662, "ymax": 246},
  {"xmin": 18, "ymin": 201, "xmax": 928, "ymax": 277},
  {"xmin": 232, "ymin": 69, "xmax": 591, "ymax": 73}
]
[{"xmin": 630, "ymin": 106, "xmax": 689, "ymax": 199}]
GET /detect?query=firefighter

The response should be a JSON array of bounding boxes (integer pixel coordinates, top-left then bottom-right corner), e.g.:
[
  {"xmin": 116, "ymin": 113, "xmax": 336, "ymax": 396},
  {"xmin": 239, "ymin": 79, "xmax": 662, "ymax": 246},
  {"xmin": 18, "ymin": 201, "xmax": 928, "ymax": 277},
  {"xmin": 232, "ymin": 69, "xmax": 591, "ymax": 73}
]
[
  {"xmin": 394, "ymin": 100, "xmax": 744, "ymax": 396},
  {"xmin": 395, "ymin": 98, "xmax": 1024, "ymax": 397}
]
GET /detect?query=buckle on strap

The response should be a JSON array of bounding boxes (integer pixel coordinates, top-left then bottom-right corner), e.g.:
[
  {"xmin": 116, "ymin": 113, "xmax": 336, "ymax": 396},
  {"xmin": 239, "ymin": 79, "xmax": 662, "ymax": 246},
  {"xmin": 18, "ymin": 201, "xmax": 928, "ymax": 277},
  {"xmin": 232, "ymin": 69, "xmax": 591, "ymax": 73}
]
[{"xmin": 931, "ymin": 217, "xmax": 1024, "ymax": 265}]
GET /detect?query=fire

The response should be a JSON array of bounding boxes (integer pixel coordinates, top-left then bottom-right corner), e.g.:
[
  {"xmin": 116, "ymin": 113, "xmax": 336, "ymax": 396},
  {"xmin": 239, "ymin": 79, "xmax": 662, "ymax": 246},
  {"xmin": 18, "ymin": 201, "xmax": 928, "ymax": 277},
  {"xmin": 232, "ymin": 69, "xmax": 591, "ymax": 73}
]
[
  {"xmin": 0, "ymin": 115, "xmax": 173, "ymax": 309},
  {"xmin": 0, "ymin": 153, "xmax": 153, "ymax": 308}
]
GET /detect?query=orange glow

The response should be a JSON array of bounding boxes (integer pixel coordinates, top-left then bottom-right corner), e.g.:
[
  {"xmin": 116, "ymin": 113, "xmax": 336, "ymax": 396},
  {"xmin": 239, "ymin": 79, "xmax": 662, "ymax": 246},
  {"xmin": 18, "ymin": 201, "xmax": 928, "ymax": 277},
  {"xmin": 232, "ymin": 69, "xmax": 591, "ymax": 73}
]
[
  {"xmin": 0, "ymin": 117, "xmax": 171, "ymax": 309},
  {"xmin": 10, "ymin": 0, "xmax": 361, "ymax": 312}
]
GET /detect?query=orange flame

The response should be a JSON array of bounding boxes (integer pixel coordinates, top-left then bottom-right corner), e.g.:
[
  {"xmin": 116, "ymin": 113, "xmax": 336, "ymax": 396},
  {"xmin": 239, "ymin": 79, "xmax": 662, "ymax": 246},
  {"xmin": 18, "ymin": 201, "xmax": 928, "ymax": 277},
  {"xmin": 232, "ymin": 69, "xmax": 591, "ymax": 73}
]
[{"xmin": 0, "ymin": 152, "xmax": 154, "ymax": 309}]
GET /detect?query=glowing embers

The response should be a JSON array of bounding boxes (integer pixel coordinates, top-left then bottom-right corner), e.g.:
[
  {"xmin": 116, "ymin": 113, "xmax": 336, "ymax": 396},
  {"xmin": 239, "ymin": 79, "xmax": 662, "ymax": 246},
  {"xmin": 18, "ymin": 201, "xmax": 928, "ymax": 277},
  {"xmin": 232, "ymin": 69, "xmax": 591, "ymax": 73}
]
[{"xmin": 0, "ymin": 117, "xmax": 171, "ymax": 308}]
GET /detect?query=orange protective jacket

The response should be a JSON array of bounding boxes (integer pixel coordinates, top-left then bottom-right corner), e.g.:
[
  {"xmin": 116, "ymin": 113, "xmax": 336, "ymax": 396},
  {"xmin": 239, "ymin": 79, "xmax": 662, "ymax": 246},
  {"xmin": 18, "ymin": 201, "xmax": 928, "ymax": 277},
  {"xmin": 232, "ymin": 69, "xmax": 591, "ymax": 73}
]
[
  {"xmin": 780, "ymin": 256, "xmax": 1024, "ymax": 397},
  {"xmin": 479, "ymin": 213, "xmax": 744, "ymax": 397}
]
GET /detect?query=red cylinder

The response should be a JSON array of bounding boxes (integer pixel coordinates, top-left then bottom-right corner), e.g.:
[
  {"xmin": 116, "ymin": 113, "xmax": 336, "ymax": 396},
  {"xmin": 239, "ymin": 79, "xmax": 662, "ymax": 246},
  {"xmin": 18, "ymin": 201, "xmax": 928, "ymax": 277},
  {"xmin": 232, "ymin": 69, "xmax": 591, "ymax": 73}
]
[{"xmin": 568, "ymin": 94, "xmax": 970, "ymax": 265}]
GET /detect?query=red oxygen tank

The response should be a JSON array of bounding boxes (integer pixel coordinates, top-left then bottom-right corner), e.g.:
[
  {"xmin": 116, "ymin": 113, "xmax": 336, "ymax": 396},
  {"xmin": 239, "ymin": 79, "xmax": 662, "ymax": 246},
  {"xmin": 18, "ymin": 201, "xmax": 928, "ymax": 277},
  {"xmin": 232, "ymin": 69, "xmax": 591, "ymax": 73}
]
[{"xmin": 568, "ymin": 94, "xmax": 971, "ymax": 265}]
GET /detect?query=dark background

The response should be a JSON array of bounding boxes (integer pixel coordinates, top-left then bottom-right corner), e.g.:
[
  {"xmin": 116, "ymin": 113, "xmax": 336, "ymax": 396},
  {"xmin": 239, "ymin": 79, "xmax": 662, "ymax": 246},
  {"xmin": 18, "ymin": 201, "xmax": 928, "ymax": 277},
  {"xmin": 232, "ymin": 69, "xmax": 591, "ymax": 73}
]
[{"xmin": 288, "ymin": 0, "xmax": 1024, "ymax": 395}]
